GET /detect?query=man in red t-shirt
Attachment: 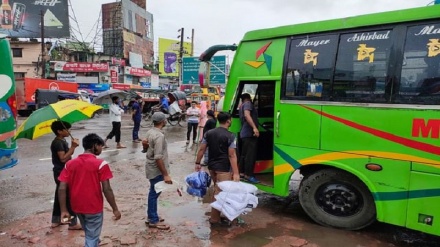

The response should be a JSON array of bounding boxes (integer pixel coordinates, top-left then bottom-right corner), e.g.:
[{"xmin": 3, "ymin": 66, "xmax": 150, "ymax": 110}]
[{"xmin": 58, "ymin": 133, "xmax": 121, "ymax": 247}]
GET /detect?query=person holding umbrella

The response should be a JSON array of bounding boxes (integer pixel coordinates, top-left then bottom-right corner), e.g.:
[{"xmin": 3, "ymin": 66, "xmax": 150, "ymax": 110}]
[
  {"xmin": 50, "ymin": 120, "xmax": 81, "ymax": 230},
  {"xmin": 104, "ymin": 96, "xmax": 126, "ymax": 149},
  {"xmin": 13, "ymin": 99, "xmax": 103, "ymax": 229}
]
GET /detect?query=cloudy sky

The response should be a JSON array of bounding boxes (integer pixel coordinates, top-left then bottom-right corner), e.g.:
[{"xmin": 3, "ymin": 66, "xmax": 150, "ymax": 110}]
[{"xmin": 71, "ymin": 0, "xmax": 434, "ymax": 58}]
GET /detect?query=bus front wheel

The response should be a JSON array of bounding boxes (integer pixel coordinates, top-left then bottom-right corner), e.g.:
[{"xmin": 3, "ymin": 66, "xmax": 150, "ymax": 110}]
[{"xmin": 299, "ymin": 169, "xmax": 376, "ymax": 230}]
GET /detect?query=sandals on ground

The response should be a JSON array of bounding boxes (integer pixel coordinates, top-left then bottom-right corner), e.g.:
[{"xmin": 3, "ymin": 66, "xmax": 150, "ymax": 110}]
[
  {"xmin": 148, "ymin": 222, "xmax": 170, "ymax": 230},
  {"xmin": 144, "ymin": 217, "xmax": 164, "ymax": 224}
]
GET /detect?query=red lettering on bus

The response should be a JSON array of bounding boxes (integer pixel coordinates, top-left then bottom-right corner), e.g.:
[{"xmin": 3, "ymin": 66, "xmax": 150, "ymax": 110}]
[{"xmin": 412, "ymin": 119, "xmax": 440, "ymax": 138}]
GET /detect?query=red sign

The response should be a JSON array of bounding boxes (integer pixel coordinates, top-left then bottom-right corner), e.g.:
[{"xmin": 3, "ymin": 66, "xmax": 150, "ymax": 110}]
[
  {"xmin": 110, "ymin": 70, "xmax": 118, "ymax": 83},
  {"xmin": 54, "ymin": 62, "xmax": 109, "ymax": 72},
  {"xmin": 125, "ymin": 66, "xmax": 151, "ymax": 77},
  {"xmin": 112, "ymin": 57, "xmax": 126, "ymax": 66},
  {"xmin": 111, "ymin": 83, "xmax": 131, "ymax": 90}
]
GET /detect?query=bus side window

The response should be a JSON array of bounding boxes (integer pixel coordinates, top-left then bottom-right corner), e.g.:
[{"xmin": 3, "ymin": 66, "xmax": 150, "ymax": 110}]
[
  {"xmin": 399, "ymin": 23, "xmax": 440, "ymax": 105},
  {"xmin": 283, "ymin": 34, "xmax": 338, "ymax": 100},
  {"xmin": 333, "ymin": 30, "xmax": 392, "ymax": 103}
]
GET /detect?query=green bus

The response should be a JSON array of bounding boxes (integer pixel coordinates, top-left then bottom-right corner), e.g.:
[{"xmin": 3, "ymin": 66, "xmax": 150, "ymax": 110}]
[
  {"xmin": 0, "ymin": 35, "xmax": 18, "ymax": 170},
  {"xmin": 200, "ymin": 5, "xmax": 440, "ymax": 236}
]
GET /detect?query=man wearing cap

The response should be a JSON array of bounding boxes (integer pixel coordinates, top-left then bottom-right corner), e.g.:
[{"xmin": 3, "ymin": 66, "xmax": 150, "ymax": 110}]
[
  {"xmin": 104, "ymin": 96, "xmax": 126, "ymax": 149},
  {"xmin": 131, "ymin": 95, "xmax": 143, "ymax": 143},
  {"xmin": 141, "ymin": 112, "xmax": 172, "ymax": 230}
]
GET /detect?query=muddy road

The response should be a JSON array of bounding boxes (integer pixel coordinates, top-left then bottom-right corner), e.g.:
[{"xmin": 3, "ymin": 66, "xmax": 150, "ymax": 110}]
[{"xmin": 0, "ymin": 114, "xmax": 439, "ymax": 246}]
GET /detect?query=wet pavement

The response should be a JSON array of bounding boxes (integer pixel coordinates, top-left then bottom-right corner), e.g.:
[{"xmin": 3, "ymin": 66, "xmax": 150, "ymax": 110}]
[{"xmin": 1, "ymin": 113, "xmax": 440, "ymax": 246}]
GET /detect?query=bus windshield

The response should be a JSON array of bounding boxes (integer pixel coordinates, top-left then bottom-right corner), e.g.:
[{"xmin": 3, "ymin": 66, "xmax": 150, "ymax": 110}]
[
  {"xmin": 202, "ymin": 4, "xmax": 440, "ymax": 237},
  {"xmin": 0, "ymin": 37, "xmax": 18, "ymax": 170}
]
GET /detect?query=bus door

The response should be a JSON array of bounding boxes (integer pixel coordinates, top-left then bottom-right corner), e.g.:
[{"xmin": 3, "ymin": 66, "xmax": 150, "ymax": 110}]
[{"xmin": 232, "ymin": 81, "xmax": 275, "ymax": 186}]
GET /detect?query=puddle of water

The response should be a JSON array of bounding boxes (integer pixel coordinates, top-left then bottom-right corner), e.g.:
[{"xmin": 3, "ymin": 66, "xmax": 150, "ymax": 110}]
[
  {"xmin": 225, "ymin": 222, "xmax": 392, "ymax": 247},
  {"xmin": 236, "ymin": 193, "xmax": 440, "ymax": 247},
  {"xmin": 226, "ymin": 227, "xmax": 279, "ymax": 246},
  {"xmin": 166, "ymin": 200, "xmax": 212, "ymax": 242}
]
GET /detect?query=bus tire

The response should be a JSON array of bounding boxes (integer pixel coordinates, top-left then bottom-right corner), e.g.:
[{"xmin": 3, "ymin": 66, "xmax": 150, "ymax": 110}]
[{"xmin": 299, "ymin": 168, "xmax": 376, "ymax": 230}]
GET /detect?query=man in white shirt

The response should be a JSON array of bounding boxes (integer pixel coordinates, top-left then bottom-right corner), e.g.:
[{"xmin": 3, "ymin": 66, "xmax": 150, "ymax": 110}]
[
  {"xmin": 185, "ymin": 101, "xmax": 201, "ymax": 145},
  {"xmin": 104, "ymin": 96, "xmax": 126, "ymax": 149}
]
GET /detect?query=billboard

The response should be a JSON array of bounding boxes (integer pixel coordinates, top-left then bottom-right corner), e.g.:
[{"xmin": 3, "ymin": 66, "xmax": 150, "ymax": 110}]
[
  {"xmin": 158, "ymin": 38, "xmax": 192, "ymax": 77},
  {"xmin": 182, "ymin": 56, "xmax": 227, "ymax": 84},
  {"xmin": 0, "ymin": 0, "xmax": 70, "ymax": 38}
]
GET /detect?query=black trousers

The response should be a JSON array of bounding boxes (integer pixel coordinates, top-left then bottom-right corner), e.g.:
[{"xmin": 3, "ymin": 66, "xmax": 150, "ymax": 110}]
[
  {"xmin": 187, "ymin": 122, "xmax": 198, "ymax": 141},
  {"xmin": 52, "ymin": 170, "xmax": 77, "ymax": 225},
  {"xmin": 107, "ymin": 121, "xmax": 121, "ymax": 143},
  {"xmin": 239, "ymin": 137, "xmax": 258, "ymax": 177}
]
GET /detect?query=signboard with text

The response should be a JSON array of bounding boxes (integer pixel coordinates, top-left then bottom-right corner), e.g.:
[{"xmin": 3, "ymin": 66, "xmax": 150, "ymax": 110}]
[
  {"xmin": 182, "ymin": 56, "xmax": 226, "ymax": 84},
  {"xmin": 78, "ymin": 83, "xmax": 110, "ymax": 92},
  {"xmin": 111, "ymin": 83, "xmax": 131, "ymax": 90},
  {"xmin": 54, "ymin": 62, "xmax": 109, "ymax": 72},
  {"xmin": 124, "ymin": 66, "xmax": 151, "ymax": 77},
  {"xmin": 56, "ymin": 73, "xmax": 76, "ymax": 82}
]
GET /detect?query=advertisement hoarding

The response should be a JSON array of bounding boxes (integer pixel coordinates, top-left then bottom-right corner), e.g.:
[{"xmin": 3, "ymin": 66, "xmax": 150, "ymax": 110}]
[
  {"xmin": 0, "ymin": 0, "xmax": 70, "ymax": 38},
  {"xmin": 182, "ymin": 56, "xmax": 227, "ymax": 84},
  {"xmin": 158, "ymin": 38, "xmax": 192, "ymax": 77}
]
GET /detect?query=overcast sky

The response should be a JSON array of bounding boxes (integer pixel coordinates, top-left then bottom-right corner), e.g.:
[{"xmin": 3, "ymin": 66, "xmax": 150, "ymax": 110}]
[{"xmin": 71, "ymin": 0, "xmax": 434, "ymax": 59}]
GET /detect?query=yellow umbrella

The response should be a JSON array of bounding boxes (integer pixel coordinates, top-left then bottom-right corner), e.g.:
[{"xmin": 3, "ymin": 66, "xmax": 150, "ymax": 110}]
[{"xmin": 15, "ymin": 100, "xmax": 102, "ymax": 140}]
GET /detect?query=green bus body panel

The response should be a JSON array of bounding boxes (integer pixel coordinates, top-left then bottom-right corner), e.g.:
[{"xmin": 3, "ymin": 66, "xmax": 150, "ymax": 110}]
[
  {"xmin": 320, "ymin": 105, "xmax": 440, "ymax": 163},
  {"xmin": 242, "ymin": 5, "xmax": 440, "ymax": 42},
  {"xmin": 407, "ymin": 171, "xmax": 440, "ymax": 235},
  {"xmin": 222, "ymin": 4, "xmax": 440, "ymax": 235},
  {"xmin": 271, "ymin": 144, "xmax": 411, "ymax": 225}
]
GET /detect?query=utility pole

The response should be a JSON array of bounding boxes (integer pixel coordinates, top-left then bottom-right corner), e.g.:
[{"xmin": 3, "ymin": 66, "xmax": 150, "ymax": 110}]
[
  {"xmin": 190, "ymin": 28, "xmax": 194, "ymax": 56},
  {"xmin": 178, "ymin": 27, "xmax": 184, "ymax": 87},
  {"xmin": 40, "ymin": 9, "xmax": 45, "ymax": 79}
]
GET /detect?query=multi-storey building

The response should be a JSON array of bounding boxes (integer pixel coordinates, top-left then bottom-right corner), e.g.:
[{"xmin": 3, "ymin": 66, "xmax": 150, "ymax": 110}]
[
  {"xmin": 102, "ymin": 0, "xmax": 154, "ymax": 87},
  {"xmin": 10, "ymin": 39, "xmax": 42, "ymax": 79}
]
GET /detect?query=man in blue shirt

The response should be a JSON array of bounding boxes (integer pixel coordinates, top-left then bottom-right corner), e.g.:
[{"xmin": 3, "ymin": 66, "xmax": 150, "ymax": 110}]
[
  {"xmin": 158, "ymin": 94, "xmax": 169, "ymax": 114},
  {"xmin": 132, "ymin": 95, "xmax": 143, "ymax": 143}
]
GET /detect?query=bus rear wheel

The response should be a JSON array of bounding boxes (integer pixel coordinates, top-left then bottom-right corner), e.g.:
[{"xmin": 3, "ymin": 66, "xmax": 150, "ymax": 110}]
[{"xmin": 299, "ymin": 168, "xmax": 376, "ymax": 230}]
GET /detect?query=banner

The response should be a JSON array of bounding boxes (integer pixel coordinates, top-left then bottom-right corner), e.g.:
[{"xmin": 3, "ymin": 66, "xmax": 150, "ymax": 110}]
[
  {"xmin": 56, "ymin": 73, "xmax": 76, "ymax": 82},
  {"xmin": 158, "ymin": 38, "xmax": 192, "ymax": 77},
  {"xmin": 112, "ymin": 83, "xmax": 130, "ymax": 90},
  {"xmin": 54, "ymin": 62, "xmax": 109, "ymax": 72},
  {"xmin": 111, "ymin": 57, "xmax": 126, "ymax": 66},
  {"xmin": 78, "ymin": 83, "xmax": 110, "ymax": 92},
  {"xmin": 0, "ymin": 0, "xmax": 70, "ymax": 38},
  {"xmin": 124, "ymin": 66, "xmax": 151, "ymax": 77}
]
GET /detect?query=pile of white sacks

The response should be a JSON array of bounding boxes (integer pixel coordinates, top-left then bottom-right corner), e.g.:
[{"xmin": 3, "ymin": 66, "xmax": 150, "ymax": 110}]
[{"xmin": 210, "ymin": 181, "xmax": 259, "ymax": 221}]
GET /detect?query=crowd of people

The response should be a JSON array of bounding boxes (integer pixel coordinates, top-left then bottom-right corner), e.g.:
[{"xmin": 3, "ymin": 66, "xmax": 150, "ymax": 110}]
[{"xmin": 48, "ymin": 92, "xmax": 261, "ymax": 246}]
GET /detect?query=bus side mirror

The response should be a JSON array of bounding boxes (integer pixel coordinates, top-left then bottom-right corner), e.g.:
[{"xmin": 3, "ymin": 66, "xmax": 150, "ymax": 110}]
[{"xmin": 198, "ymin": 62, "xmax": 210, "ymax": 88}]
